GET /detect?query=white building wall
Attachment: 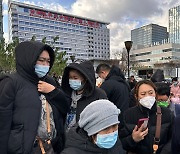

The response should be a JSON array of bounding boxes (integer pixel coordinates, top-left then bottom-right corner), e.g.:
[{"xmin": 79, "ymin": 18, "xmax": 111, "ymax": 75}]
[{"xmin": 8, "ymin": 1, "xmax": 110, "ymax": 63}]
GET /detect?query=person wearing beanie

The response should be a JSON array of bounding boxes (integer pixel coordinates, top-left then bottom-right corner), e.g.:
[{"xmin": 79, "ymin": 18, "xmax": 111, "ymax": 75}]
[
  {"xmin": 61, "ymin": 60, "xmax": 107, "ymax": 131},
  {"xmin": 61, "ymin": 99, "xmax": 124, "ymax": 154}
]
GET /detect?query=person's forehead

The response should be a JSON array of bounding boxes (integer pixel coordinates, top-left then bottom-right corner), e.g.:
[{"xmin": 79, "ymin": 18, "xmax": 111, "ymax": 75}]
[
  {"xmin": 139, "ymin": 84, "xmax": 154, "ymax": 91},
  {"xmin": 156, "ymin": 95, "xmax": 169, "ymax": 101},
  {"xmin": 39, "ymin": 50, "xmax": 49, "ymax": 57}
]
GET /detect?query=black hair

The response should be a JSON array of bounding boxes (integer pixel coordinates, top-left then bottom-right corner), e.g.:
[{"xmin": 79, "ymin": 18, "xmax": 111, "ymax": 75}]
[
  {"xmin": 172, "ymin": 77, "xmax": 178, "ymax": 82},
  {"xmin": 155, "ymin": 82, "xmax": 170, "ymax": 97},
  {"xmin": 96, "ymin": 63, "xmax": 111, "ymax": 74},
  {"xmin": 134, "ymin": 80, "xmax": 157, "ymax": 105}
]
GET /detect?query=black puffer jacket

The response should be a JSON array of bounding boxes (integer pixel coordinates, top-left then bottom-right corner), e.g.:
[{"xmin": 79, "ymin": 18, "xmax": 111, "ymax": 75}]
[
  {"xmin": 119, "ymin": 104, "xmax": 174, "ymax": 154},
  {"xmin": 61, "ymin": 126, "xmax": 123, "ymax": 154},
  {"xmin": 61, "ymin": 61, "xmax": 107, "ymax": 121},
  {"xmin": 100, "ymin": 65, "xmax": 130, "ymax": 124},
  {"xmin": 0, "ymin": 41, "xmax": 71, "ymax": 154}
]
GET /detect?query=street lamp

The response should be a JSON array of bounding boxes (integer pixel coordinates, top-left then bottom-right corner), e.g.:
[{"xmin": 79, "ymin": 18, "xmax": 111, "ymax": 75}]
[{"xmin": 124, "ymin": 41, "xmax": 133, "ymax": 79}]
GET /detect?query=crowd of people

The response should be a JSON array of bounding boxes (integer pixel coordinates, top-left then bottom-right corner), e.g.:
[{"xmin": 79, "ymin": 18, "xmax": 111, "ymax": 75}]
[{"xmin": 0, "ymin": 41, "xmax": 180, "ymax": 154}]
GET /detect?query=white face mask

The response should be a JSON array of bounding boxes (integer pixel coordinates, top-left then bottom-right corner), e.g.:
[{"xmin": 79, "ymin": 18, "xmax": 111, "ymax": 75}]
[{"xmin": 139, "ymin": 96, "xmax": 155, "ymax": 109}]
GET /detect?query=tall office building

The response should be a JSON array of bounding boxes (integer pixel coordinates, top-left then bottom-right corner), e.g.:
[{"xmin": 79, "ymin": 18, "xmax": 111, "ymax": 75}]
[
  {"xmin": 0, "ymin": 0, "xmax": 3, "ymax": 40},
  {"xmin": 131, "ymin": 24, "xmax": 168, "ymax": 47},
  {"xmin": 8, "ymin": 1, "xmax": 110, "ymax": 61},
  {"xmin": 169, "ymin": 5, "xmax": 180, "ymax": 44}
]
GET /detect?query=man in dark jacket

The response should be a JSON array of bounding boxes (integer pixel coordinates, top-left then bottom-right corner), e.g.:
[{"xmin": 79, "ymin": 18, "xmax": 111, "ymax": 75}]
[
  {"xmin": 0, "ymin": 41, "xmax": 71, "ymax": 153},
  {"xmin": 172, "ymin": 115, "xmax": 180, "ymax": 154},
  {"xmin": 96, "ymin": 63, "xmax": 130, "ymax": 125},
  {"xmin": 150, "ymin": 69, "xmax": 165, "ymax": 83},
  {"xmin": 61, "ymin": 60, "xmax": 107, "ymax": 131}
]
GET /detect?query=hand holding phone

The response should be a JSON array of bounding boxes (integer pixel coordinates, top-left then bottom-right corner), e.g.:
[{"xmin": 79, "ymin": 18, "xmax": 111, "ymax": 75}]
[{"xmin": 137, "ymin": 118, "xmax": 149, "ymax": 129}]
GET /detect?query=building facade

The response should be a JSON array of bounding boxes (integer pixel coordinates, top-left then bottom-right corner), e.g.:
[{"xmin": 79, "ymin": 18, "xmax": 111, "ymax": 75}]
[
  {"xmin": 169, "ymin": 5, "xmax": 180, "ymax": 44},
  {"xmin": 130, "ymin": 43, "xmax": 180, "ymax": 78},
  {"xmin": 131, "ymin": 24, "xmax": 168, "ymax": 47},
  {"xmin": 8, "ymin": 1, "xmax": 110, "ymax": 62},
  {"xmin": 0, "ymin": 0, "xmax": 3, "ymax": 40}
]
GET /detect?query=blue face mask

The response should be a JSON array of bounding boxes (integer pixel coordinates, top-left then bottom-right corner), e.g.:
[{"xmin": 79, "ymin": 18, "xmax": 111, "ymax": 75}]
[
  {"xmin": 69, "ymin": 79, "xmax": 84, "ymax": 91},
  {"xmin": 95, "ymin": 130, "xmax": 118, "ymax": 149},
  {"xmin": 35, "ymin": 64, "xmax": 50, "ymax": 78}
]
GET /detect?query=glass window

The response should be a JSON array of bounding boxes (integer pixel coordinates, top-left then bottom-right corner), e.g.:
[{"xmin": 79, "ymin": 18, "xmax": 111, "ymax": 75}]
[
  {"xmin": 30, "ymin": 17, "xmax": 34, "ymax": 20},
  {"xmin": 24, "ymin": 8, "xmax": 29, "ymax": 13}
]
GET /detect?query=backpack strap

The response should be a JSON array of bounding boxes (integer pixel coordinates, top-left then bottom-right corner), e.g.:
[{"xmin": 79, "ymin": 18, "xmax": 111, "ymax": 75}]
[{"xmin": 153, "ymin": 106, "xmax": 162, "ymax": 153}]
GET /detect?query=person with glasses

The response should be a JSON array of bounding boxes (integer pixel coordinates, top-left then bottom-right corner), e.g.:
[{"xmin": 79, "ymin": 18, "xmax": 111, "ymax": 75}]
[{"xmin": 0, "ymin": 41, "xmax": 71, "ymax": 153}]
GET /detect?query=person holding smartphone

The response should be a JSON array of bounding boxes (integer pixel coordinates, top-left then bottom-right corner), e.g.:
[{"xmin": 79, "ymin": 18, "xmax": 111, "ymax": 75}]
[{"xmin": 119, "ymin": 80, "xmax": 174, "ymax": 154}]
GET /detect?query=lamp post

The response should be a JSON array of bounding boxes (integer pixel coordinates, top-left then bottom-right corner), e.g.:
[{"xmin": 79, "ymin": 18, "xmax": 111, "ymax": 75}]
[{"xmin": 124, "ymin": 41, "xmax": 133, "ymax": 79}]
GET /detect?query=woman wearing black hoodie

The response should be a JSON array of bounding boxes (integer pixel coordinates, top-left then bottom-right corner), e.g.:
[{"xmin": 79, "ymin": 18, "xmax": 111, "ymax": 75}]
[
  {"xmin": 61, "ymin": 60, "xmax": 107, "ymax": 131},
  {"xmin": 0, "ymin": 41, "xmax": 71, "ymax": 154}
]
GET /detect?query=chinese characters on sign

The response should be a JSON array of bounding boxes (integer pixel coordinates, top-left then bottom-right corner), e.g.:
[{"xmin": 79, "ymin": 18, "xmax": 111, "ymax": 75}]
[{"xmin": 30, "ymin": 9, "xmax": 100, "ymax": 28}]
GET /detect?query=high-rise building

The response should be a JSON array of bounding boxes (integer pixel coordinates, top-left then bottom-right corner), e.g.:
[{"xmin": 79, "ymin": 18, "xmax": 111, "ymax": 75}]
[
  {"xmin": 131, "ymin": 24, "xmax": 168, "ymax": 47},
  {"xmin": 169, "ymin": 5, "xmax": 180, "ymax": 44},
  {"xmin": 8, "ymin": 1, "xmax": 110, "ymax": 62},
  {"xmin": 0, "ymin": 0, "xmax": 3, "ymax": 40}
]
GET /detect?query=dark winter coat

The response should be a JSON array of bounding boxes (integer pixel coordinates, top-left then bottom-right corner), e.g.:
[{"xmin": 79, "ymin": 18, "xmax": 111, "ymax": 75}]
[
  {"xmin": 100, "ymin": 65, "xmax": 130, "ymax": 124},
  {"xmin": 171, "ymin": 115, "xmax": 180, "ymax": 154},
  {"xmin": 61, "ymin": 126, "xmax": 123, "ymax": 154},
  {"xmin": 151, "ymin": 69, "xmax": 165, "ymax": 83},
  {"xmin": 119, "ymin": 103, "xmax": 174, "ymax": 154},
  {"xmin": 0, "ymin": 41, "xmax": 71, "ymax": 154},
  {"xmin": 61, "ymin": 61, "xmax": 107, "ymax": 121}
]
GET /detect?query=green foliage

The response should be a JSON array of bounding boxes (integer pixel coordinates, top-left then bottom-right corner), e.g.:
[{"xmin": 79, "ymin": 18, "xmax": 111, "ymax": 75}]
[
  {"xmin": 48, "ymin": 36, "xmax": 68, "ymax": 76},
  {"xmin": 0, "ymin": 37, "xmax": 19, "ymax": 73}
]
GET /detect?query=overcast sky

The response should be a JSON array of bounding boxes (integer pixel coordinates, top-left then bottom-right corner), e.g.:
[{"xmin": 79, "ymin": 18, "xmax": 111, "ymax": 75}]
[{"xmin": 2, "ymin": 0, "xmax": 180, "ymax": 56}]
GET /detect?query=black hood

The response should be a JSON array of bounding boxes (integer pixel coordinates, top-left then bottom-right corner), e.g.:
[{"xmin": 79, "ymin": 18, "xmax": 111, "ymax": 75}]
[
  {"xmin": 15, "ymin": 41, "xmax": 55, "ymax": 84},
  {"xmin": 106, "ymin": 65, "xmax": 125, "ymax": 81},
  {"xmin": 61, "ymin": 61, "xmax": 95, "ymax": 97},
  {"xmin": 65, "ymin": 127, "xmax": 111, "ymax": 153},
  {"xmin": 105, "ymin": 65, "xmax": 130, "ymax": 91},
  {"xmin": 151, "ymin": 69, "xmax": 165, "ymax": 83}
]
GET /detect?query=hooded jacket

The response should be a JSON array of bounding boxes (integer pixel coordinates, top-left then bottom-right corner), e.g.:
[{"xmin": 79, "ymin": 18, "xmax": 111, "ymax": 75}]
[
  {"xmin": 100, "ymin": 65, "xmax": 130, "ymax": 124},
  {"xmin": 61, "ymin": 126, "xmax": 123, "ymax": 154},
  {"xmin": 0, "ymin": 41, "xmax": 71, "ymax": 154},
  {"xmin": 150, "ymin": 69, "xmax": 165, "ymax": 83},
  {"xmin": 119, "ymin": 103, "xmax": 174, "ymax": 154},
  {"xmin": 61, "ymin": 61, "xmax": 107, "ymax": 121}
]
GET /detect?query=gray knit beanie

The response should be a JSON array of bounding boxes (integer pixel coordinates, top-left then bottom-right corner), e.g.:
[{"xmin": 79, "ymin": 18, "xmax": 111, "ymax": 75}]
[{"xmin": 78, "ymin": 99, "xmax": 121, "ymax": 136}]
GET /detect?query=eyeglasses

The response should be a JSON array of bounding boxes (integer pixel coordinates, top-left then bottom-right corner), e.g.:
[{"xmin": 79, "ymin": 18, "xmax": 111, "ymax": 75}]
[{"xmin": 37, "ymin": 57, "xmax": 50, "ymax": 64}]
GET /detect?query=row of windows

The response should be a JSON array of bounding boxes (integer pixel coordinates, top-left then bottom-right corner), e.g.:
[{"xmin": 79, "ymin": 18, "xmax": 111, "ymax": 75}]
[
  {"xmin": 18, "ymin": 15, "xmax": 89, "ymax": 30},
  {"xmin": 130, "ymin": 52, "xmax": 151, "ymax": 57},
  {"xmin": 16, "ymin": 27, "xmax": 109, "ymax": 47},
  {"xmin": 18, "ymin": 21, "xmax": 88, "ymax": 35},
  {"xmin": 16, "ymin": 15, "xmax": 109, "ymax": 36}
]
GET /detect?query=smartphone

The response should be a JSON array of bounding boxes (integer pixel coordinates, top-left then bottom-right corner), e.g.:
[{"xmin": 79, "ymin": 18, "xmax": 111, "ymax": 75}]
[{"xmin": 137, "ymin": 118, "xmax": 149, "ymax": 129}]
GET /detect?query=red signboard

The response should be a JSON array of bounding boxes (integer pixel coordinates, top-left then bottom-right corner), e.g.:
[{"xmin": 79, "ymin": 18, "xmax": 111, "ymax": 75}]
[{"xmin": 29, "ymin": 9, "xmax": 101, "ymax": 28}]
